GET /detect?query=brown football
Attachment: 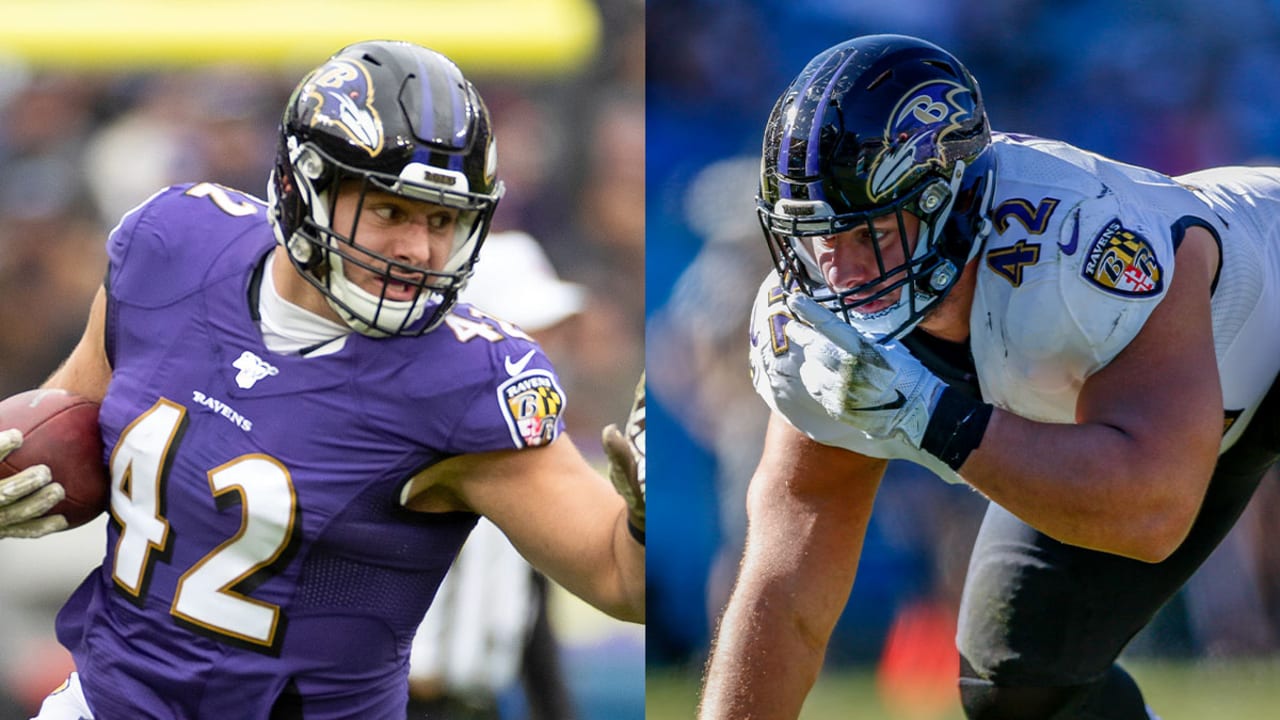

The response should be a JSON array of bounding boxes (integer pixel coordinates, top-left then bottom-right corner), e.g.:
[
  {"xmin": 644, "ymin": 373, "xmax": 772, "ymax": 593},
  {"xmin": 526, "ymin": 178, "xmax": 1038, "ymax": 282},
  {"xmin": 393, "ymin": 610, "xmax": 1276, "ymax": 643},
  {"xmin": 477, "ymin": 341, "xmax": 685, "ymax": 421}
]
[{"xmin": 0, "ymin": 389, "xmax": 108, "ymax": 529}]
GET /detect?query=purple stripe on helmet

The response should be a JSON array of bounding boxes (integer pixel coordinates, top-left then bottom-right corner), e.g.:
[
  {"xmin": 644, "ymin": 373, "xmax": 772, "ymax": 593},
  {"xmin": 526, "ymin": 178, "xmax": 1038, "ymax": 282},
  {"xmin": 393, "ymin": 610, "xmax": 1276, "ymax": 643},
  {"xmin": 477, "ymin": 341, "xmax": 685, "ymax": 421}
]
[
  {"xmin": 412, "ymin": 53, "xmax": 442, "ymax": 167},
  {"xmin": 417, "ymin": 54, "xmax": 442, "ymax": 141},
  {"xmin": 805, "ymin": 51, "xmax": 857, "ymax": 177},
  {"xmin": 447, "ymin": 77, "xmax": 465, "ymax": 171},
  {"xmin": 776, "ymin": 48, "xmax": 854, "ymax": 200},
  {"xmin": 413, "ymin": 56, "xmax": 447, "ymax": 140},
  {"xmin": 778, "ymin": 58, "xmax": 831, "ymax": 198},
  {"xmin": 408, "ymin": 52, "xmax": 470, "ymax": 173}
]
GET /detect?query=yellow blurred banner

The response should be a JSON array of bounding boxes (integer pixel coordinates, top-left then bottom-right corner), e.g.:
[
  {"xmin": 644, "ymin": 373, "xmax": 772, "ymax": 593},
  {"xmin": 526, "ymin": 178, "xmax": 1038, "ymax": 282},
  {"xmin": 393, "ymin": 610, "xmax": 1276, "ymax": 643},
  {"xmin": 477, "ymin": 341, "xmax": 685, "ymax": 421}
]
[{"xmin": 0, "ymin": 0, "xmax": 601, "ymax": 75}]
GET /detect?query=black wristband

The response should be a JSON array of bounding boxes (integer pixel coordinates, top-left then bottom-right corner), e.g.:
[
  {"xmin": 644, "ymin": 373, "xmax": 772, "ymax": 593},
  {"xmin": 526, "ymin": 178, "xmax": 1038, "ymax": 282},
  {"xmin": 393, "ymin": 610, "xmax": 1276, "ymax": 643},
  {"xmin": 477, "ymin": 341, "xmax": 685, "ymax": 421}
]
[
  {"xmin": 921, "ymin": 386, "xmax": 993, "ymax": 471},
  {"xmin": 627, "ymin": 519, "xmax": 645, "ymax": 546}
]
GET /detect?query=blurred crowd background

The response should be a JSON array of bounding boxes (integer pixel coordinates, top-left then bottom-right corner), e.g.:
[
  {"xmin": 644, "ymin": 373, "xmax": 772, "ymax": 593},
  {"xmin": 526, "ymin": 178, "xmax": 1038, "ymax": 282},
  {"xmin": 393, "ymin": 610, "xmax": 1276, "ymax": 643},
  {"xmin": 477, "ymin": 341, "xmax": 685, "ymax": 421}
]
[
  {"xmin": 0, "ymin": 1, "xmax": 642, "ymax": 719},
  {"xmin": 647, "ymin": 0, "xmax": 1280, "ymax": 713}
]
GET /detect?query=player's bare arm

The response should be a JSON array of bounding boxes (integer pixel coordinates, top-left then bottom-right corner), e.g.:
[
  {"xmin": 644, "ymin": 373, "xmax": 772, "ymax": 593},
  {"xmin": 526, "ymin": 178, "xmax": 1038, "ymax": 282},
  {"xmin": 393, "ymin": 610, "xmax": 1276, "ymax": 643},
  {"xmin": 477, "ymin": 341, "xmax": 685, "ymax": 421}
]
[
  {"xmin": 404, "ymin": 436, "xmax": 645, "ymax": 623},
  {"xmin": 41, "ymin": 285, "xmax": 112, "ymax": 400},
  {"xmin": 699, "ymin": 413, "xmax": 886, "ymax": 720},
  {"xmin": 961, "ymin": 227, "xmax": 1222, "ymax": 561}
]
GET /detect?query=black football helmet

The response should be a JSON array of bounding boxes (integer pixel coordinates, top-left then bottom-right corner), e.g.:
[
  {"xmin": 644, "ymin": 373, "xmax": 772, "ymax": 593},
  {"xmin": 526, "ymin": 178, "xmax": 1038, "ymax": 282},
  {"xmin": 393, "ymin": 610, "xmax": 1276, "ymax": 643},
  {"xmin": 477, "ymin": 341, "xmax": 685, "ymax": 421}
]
[
  {"xmin": 269, "ymin": 40, "xmax": 504, "ymax": 336},
  {"xmin": 758, "ymin": 34, "xmax": 995, "ymax": 341}
]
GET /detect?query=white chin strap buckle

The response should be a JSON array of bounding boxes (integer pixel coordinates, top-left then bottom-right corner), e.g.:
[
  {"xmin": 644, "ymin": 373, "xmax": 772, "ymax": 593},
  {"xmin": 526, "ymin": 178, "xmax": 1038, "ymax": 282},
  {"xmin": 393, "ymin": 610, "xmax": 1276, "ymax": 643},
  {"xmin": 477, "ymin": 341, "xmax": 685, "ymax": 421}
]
[{"xmin": 287, "ymin": 232, "xmax": 313, "ymax": 264}]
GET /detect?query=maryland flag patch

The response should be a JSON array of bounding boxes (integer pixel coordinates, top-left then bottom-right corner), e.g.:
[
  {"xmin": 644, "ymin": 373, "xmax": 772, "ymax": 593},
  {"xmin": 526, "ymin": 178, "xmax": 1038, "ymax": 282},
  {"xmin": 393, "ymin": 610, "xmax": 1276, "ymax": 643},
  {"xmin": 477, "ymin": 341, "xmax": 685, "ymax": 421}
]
[
  {"xmin": 498, "ymin": 370, "xmax": 565, "ymax": 448},
  {"xmin": 1081, "ymin": 219, "xmax": 1163, "ymax": 297}
]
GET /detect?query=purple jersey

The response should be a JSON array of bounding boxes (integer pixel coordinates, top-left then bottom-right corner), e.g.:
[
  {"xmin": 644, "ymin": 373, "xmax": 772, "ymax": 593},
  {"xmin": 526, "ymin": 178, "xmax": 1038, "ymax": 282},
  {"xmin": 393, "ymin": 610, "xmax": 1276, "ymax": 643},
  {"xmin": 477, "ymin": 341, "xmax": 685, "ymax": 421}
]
[{"xmin": 55, "ymin": 183, "xmax": 567, "ymax": 719}]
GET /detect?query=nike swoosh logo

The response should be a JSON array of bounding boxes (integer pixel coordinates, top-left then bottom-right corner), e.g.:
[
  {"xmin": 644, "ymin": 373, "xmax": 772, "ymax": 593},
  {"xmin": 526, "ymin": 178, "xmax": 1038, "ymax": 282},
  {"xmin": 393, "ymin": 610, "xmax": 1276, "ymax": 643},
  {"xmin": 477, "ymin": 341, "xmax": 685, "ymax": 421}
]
[
  {"xmin": 1058, "ymin": 208, "xmax": 1080, "ymax": 256},
  {"xmin": 848, "ymin": 390, "xmax": 907, "ymax": 413},
  {"xmin": 504, "ymin": 349, "xmax": 537, "ymax": 376}
]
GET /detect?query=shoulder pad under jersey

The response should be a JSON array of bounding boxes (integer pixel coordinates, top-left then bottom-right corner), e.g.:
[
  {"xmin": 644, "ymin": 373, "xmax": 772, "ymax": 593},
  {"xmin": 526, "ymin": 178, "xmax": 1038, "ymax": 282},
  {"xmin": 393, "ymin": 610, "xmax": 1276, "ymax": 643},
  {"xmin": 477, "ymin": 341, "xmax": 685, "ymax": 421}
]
[
  {"xmin": 974, "ymin": 182, "xmax": 1174, "ymax": 418},
  {"xmin": 107, "ymin": 183, "xmax": 270, "ymax": 308}
]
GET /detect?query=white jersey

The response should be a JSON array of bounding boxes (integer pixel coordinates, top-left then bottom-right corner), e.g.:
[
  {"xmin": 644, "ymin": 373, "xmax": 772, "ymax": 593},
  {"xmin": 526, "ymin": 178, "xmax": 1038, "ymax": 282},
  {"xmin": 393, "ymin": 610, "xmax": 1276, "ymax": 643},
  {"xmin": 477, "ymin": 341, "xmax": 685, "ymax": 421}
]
[{"xmin": 750, "ymin": 133, "xmax": 1280, "ymax": 482}]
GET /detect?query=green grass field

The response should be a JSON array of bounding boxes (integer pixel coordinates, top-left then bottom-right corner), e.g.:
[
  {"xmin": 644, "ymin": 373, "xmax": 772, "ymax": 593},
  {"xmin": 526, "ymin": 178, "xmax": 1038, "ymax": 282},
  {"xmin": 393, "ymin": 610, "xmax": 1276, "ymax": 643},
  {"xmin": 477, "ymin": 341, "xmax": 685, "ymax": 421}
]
[{"xmin": 647, "ymin": 659, "xmax": 1280, "ymax": 719}]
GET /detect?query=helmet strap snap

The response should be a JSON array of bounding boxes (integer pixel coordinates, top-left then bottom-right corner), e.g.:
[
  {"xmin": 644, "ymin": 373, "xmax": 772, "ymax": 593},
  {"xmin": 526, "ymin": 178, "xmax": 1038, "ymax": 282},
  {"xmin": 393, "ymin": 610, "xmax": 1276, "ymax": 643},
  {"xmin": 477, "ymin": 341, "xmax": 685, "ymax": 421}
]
[{"xmin": 929, "ymin": 260, "xmax": 957, "ymax": 292}]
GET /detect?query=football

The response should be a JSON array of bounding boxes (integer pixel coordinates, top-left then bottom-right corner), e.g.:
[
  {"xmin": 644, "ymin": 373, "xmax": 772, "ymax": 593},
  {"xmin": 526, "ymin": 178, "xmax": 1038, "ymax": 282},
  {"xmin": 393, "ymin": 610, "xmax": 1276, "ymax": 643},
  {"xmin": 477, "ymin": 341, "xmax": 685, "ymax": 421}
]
[{"xmin": 0, "ymin": 389, "xmax": 108, "ymax": 529}]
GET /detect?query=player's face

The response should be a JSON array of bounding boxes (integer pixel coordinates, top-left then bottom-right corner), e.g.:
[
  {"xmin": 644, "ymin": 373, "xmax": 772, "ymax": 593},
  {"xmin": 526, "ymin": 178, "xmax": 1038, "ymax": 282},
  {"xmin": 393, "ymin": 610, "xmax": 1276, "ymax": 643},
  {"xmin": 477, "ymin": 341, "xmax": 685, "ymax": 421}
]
[
  {"xmin": 330, "ymin": 184, "xmax": 461, "ymax": 301},
  {"xmin": 806, "ymin": 212, "xmax": 921, "ymax": 314}
]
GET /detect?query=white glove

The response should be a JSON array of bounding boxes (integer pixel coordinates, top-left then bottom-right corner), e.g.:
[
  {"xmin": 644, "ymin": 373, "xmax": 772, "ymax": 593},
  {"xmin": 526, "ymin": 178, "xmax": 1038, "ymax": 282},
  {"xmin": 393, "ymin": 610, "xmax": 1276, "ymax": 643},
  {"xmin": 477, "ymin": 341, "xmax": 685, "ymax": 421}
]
[
  {"xmin": 784, "ymin": 295, "xmax": 945, "ymax": 449},
  {"xmin": 0, "ymin": 429, "xmax": 69, "ymax": 539},
  {"xmin": 602, "ymin": 372, "xmax": 645, "ymax": 540}
]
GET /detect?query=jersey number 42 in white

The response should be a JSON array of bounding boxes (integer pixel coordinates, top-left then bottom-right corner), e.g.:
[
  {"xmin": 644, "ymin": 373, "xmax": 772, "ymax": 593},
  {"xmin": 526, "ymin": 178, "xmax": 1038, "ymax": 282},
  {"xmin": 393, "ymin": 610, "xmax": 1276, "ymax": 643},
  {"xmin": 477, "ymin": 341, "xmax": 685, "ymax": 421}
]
[{"xmin": 109, "ymin": 398, "xmax": 298, "ymax": 650}]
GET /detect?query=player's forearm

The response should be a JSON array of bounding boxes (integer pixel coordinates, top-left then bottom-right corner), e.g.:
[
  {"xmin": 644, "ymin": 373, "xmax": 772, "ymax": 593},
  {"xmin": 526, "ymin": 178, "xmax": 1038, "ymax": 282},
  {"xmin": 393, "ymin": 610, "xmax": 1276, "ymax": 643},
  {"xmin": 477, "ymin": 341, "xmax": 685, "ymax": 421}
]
[
  {"xmin": 960, "ymin": 408, "xmax": 1214, "ymax": 561},
  {"xmin": 535, "ymin": 507, "xmax": 643, "ymax": 623},
  {"xmin": 606, "ymin": 506, "xmax": 645, "ymax": 623},
  {"xmin": 552, "ymin": 505, "xmax": 645, "ymax": 623},
  {"xmin": 700, "ymin": 481, "xmax": 869, "ymax": 718},
  {"xmin": 699, "ymin": 582, "xmax": 829, "ymax": 720},
  {"xmin": 700, "ymin": 420, "xmax": 880, "ymax": 717}
]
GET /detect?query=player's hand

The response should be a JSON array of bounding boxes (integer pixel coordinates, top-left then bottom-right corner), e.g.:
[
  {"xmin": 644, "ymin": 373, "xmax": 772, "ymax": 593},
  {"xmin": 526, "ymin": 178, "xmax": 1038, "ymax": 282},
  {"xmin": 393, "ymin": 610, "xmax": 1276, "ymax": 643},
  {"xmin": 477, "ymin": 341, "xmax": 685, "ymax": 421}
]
[
  {"xmin": 0, "ymin": 429, "xmax": 69, "ymax": 538},
  {"xmin": 602, "ymin": 372, "xmax": 645, "ymax": 543},
  {"xmin": 784, "ymin": 295, "xmax": 944, "ymax": 449}
]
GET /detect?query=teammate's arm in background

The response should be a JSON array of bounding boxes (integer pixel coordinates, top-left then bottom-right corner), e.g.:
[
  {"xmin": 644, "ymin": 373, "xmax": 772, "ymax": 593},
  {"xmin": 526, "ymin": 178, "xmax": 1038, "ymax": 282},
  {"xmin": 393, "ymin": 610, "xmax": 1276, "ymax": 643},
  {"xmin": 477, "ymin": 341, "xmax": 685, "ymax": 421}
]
[{"xmin": 699, "ymin": 412, "xmax": 886, "ymax": 720}]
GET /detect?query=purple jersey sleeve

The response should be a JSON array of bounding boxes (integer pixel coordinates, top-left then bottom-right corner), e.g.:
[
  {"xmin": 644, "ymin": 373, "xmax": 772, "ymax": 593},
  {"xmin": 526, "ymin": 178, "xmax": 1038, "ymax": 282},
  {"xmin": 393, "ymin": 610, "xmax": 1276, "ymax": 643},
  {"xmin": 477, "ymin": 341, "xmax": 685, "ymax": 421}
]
[{"xmin": 107, "ymin": 183, "xmax": 269, "ymax": 308}]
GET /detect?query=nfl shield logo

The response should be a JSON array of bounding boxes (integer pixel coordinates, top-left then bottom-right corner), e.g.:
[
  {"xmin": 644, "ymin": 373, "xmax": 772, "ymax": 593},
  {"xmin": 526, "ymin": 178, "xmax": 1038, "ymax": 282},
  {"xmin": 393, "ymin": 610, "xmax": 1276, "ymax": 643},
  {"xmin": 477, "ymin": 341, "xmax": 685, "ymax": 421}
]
[{"xmin": 232, "ymin": 351, "xmax": 279, "ymax": 389}]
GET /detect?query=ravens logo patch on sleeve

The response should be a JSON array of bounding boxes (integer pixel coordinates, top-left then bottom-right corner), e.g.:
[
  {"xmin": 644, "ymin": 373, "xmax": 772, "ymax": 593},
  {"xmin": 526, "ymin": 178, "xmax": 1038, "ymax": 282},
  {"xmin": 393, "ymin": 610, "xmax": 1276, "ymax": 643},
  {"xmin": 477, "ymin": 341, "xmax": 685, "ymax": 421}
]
[
  {"xmin": 497, "ymin": 370, "xmax": 565, "ymax": 448},
  {"xmin": 1081, "ymin": 219, "xmax": 1163, "ymax": 297}
]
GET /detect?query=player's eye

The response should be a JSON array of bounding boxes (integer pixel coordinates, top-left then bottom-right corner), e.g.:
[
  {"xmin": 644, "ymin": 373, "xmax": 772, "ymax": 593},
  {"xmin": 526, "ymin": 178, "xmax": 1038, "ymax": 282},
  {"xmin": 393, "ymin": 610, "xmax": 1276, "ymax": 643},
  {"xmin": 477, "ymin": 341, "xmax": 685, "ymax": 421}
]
[
  {"xmin": 864, "ymin": 222, "xmax": 897, "ymax": 245},
  {"xmin": 427, "ymin": 212, "xmax": 455, "ymax": 230},
  {"xmin": 809, "ymin": 235, "xmax": 837, "ymax": 253},
  {"xmin": 370, "ymin": 204, "xmax": 406, "ymax": 223},
  {"xmin": 846, "ymin": 227, "xmax": 887, "ymax": 246}
]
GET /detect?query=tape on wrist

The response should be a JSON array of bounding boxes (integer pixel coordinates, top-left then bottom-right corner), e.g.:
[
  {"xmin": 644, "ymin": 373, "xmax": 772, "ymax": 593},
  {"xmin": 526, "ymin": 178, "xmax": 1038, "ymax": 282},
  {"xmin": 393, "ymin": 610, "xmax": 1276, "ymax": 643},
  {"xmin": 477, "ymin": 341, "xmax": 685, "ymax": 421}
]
[{"xmin": 921, "ymin": 386, "xmax": 993, "ymax": 471}]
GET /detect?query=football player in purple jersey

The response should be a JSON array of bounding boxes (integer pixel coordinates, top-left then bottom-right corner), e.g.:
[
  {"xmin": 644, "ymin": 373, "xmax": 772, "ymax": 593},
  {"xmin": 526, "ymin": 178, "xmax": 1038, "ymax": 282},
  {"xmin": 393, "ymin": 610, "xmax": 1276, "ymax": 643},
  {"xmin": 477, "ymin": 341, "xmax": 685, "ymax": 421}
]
[
  {"xmin": 700, "ymin": 34, "xmax": 1280, "ymax": 719},
  {"xmin": 0, "ymin": 40, "xmax": 643, "ymax": 719}
]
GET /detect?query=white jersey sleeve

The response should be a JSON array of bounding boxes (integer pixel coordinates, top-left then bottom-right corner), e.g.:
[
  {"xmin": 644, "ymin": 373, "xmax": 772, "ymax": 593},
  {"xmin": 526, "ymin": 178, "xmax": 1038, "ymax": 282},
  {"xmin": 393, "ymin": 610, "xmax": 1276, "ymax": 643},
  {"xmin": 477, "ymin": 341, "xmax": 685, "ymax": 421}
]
[
  {"xmin": 970, "ymin": 139, "xmax": 1182, "ymax": 422},
  {"xmin": 747, "ymin": 272, "xmax": 963, "ymax": 484}
]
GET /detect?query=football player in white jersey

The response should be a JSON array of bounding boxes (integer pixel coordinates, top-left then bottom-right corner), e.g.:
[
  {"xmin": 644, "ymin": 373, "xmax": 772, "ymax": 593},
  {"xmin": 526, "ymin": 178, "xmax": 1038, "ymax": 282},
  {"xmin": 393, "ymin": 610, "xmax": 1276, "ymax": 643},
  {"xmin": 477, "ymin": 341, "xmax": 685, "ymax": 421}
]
[{"xmin": 700, "ymin": 34, "xmax": 1280, "ymax": 720}]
